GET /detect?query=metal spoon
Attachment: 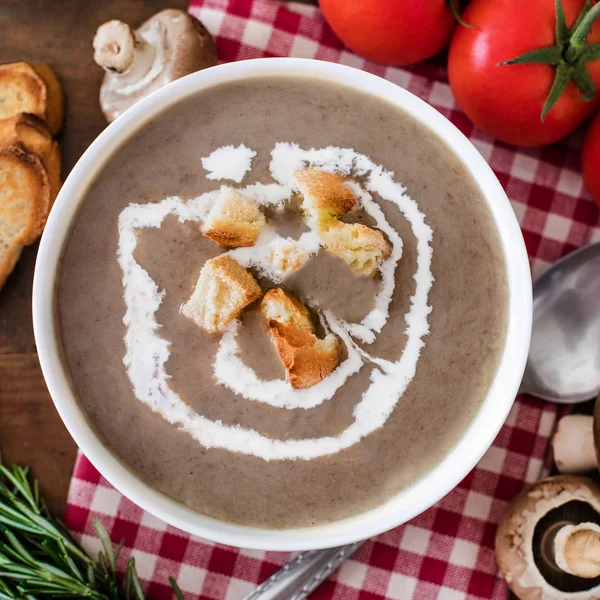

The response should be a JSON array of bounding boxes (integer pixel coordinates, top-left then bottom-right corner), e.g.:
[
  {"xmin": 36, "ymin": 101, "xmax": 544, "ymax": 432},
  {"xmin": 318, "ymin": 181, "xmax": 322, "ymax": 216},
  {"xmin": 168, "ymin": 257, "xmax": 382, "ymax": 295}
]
[
  {"xmin": 243, "ymin": 242, "xmax": 600, "ymax": 600},
  {"xmin": 521, "ymin": 241, "xmax": 600, "ymax": 403}
]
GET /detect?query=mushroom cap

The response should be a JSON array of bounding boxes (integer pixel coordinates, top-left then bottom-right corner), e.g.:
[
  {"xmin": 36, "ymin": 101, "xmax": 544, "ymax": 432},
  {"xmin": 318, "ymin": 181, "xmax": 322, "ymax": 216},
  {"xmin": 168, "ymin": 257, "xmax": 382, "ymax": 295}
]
[
  {"xmin": 93, "ymin": 20, "xmax": 137, "ymax": 74},
  {"xmin": 496, "ymin": 474, "xmax": 600, "ymax": 600},
  {"xmin": 98, "ymin": 9, "xmax": 218, "ymax": 122}
]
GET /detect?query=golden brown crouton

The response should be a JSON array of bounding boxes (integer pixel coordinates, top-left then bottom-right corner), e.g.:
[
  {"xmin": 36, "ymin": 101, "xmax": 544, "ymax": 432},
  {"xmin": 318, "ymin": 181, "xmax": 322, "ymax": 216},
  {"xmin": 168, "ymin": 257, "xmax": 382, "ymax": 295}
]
[
  {"xmin": 268, "ymin": 238, "xmax": 309, "ymax": 274},
  {"xmin": 321, "ymin": 222, "xmax": 391, "ymax": 277},
  {"xmin": 261, "ymin": 287, "xmax": 312, "ymax": 329},
  {"xmin": 0, "ymin": 114, "xmax": 61, "ymax": 204},
  {"xmin": 293, "ymin": 168, "xmax": 357, "ymax": 231},
  {"xmin": 0, "ymin": 63, "xmax": 64, "ymax": 135},
  {"xmin": 0, "ymin": 145, "xmax": 50, "ymax": 247},
  {"xmin": 203, "ymin": 188, "xmax": 265, "ymax": 248},
  {"xmin": 182, "ymin": 255, "xmax": 262, "ymax": 334},
  {"xmin": 261, "ymin": 288, "xmax": 339, "ymax": 389}
]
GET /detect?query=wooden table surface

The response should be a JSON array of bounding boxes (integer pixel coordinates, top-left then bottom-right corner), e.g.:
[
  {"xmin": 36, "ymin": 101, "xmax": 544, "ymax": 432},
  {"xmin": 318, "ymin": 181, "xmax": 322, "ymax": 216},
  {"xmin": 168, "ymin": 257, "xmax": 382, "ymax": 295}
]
[{"xmin": 0, "ymin": 0, "xmax": 316, "ymax": 519}]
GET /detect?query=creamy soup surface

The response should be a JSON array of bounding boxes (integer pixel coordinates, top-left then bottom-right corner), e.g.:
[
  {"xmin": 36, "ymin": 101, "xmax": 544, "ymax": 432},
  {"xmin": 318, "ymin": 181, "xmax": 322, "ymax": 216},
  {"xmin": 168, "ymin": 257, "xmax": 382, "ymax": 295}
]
[{"xmin": 57, "ymin": 76, "xmax": 508, "ymax": 528}]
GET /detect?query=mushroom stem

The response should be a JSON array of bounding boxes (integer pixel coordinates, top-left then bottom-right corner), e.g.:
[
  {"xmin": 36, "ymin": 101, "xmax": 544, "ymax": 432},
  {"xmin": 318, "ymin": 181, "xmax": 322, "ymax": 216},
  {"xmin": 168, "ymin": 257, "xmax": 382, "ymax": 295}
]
[
  {"xmin": 93, "ymin": 20, "xmax": 155, "ymax": 81},
  {"xmin": 552, "ymin": 415, "xmax": 597, "ymax": 474},
  {"xmin": 554, "ymin": 523, "xmax": 600, "ymax": 578}
]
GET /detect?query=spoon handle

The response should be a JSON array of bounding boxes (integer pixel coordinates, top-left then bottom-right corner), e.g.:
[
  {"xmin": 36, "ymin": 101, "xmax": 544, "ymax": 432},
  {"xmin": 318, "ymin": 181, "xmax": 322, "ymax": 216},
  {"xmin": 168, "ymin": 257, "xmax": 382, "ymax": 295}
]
[{"xmin": 242, "ymin": 541, "xmax": 363, "ymax": 600}]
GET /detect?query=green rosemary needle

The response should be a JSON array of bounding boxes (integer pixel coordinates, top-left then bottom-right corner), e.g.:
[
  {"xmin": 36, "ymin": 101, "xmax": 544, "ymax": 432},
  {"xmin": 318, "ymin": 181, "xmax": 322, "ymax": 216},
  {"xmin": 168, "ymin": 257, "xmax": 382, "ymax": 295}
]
[{"xmin": 0, "ymin": 461, "xmax": 184, "ymax": 599}]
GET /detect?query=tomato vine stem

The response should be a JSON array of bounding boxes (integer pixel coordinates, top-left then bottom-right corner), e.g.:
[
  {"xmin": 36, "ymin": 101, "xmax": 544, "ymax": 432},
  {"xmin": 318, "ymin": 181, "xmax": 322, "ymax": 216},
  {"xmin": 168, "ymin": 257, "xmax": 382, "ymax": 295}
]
[
  {"xmin": 447, "ymin": 0, "xmax": 473, "ymax": 29},
  {"xmin": 499, "ymin": 0, "xmax": 600, "ymax": 122}
]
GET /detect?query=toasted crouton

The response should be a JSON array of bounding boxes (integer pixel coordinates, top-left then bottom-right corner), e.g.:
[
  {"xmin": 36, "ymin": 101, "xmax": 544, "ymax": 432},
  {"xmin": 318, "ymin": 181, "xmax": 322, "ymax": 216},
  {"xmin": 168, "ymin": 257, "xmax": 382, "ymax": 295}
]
[
  {"xmin": 0, "ymin": 145, "xmax": 50, "ymax": 247},
  {"xmin": 261, "ymin": 288, "xmax": 339, "ymax": 389},
  {"xmin": 268, "ymin": 238, "xmax": 309, "ymax": 274},
  {"xmin": 0, "ymin": 114, "xmax": 61, "ymax": 204},
  {"xmin": 182, "ymin": 255, "xmax": 262, "ymax": 334},
  {"xmin": 203, "ymin": 187, "xmax": 265, "ymax": 248},
  {"xmin": 0, "ymin": 63, "xmax": 64, "ymax": 135},
  {"xmin": 261, "ymin": 287, "xmax": 312, "ymax": 329},
  {"xmin": 293, "ymin": 168, "xmax": 357, "ymax": 231},
  {"xmin": 321, "ymin": 222, "xmax": 391, "ymax": 277}
]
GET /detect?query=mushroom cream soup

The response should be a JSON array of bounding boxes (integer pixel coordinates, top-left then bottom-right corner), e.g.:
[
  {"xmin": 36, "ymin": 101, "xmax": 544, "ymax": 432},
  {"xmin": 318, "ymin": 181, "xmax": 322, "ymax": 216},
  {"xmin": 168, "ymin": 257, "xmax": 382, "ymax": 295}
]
[{"xmin": 56, "ymin": 76, "xmax": 508, "ymax": 528}]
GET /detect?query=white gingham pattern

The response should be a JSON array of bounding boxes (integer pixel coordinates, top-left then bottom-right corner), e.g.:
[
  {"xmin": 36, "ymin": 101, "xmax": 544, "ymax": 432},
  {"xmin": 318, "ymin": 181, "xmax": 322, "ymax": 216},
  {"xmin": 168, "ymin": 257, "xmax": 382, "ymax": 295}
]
[{"xmin": 65, "ymin": 1, "xmax": 600, "ymax": 598}]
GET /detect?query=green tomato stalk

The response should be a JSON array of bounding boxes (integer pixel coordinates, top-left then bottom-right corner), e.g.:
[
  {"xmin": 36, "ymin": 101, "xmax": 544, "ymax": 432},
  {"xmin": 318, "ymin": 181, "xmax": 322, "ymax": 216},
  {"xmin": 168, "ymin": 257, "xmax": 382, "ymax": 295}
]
[
  {"xmin": 500, "ymin": 0, "xmax": 600, "ymax": 121},
  {"xmin": 448, "ymin": 0, "xmax": 474, "ymax": 29}
]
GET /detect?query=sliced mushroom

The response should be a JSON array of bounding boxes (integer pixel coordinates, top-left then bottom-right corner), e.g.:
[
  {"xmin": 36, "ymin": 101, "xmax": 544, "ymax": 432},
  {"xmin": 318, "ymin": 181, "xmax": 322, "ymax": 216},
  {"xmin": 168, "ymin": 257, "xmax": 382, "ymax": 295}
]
[
  {"xmin": 552, "ymin": 395, "xmax": 600, "ymax": 474},
  {"xmin": 496, "ymin": 474, "xmax": 600, "ymax": 599},
  {"xmin": 93, "ymin": 9, "xmax": 218, "ymax": 122}
]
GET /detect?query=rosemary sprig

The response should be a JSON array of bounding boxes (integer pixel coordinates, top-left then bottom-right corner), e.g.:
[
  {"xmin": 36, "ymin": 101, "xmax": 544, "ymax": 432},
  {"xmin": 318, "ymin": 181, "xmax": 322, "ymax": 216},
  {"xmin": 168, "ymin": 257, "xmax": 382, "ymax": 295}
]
[{"xmin": 0, "ymin": 461, "xmax": 184, "ymax": 599}]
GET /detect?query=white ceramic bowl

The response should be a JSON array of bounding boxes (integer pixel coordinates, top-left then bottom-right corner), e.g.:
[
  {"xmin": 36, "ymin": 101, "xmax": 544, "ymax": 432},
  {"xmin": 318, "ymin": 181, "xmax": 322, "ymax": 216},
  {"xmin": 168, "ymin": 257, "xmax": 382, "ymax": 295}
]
[{"xmin": 33, "ymin": 58, "xmax": 531, "ymax": 551}]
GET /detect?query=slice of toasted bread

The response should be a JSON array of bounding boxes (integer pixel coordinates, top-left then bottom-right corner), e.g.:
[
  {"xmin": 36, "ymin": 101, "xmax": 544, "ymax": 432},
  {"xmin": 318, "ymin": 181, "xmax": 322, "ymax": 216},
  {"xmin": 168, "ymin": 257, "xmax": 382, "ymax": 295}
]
[
  {"xmin": 0, "ymin": 113, "xmax": 51, "ymax": 154},
  {"xmin": 0, "ymin": 63, "xmax": 64, "ymax": 135},
  {"xmin": 0, "ymin": 145, "xmax": 50, "ymax": 246},
  {"xmin": 31, "ymin": 64, "xmax": 64, "ymax": 135},
  {"xmin": 261, "ymin": 288, "xmax": 339, "ymax": 389},
  {"xmin": 293, "ymin": 168, "xmax": 357, "ymax": 231},
  {"xmin": 322, "ymin": 222, "xmax": 391, "ymax": 277},
  {"xmin": 0, "ymin": 63, "xmax": 46, "ymax": 123},
  {"xmin": 0, "ymin": 239, "xmax": 23, "ymax": 291},
  {"xmin": 268, "ymin": 238, "xmax": 309, "ymax": 274},
  {"xmin": 182, "ymin": 255, "xmax": 262, "ymax": 334},
  {"xmin": 203, "ymin": 187, "xmax": 265, "ymax": 248},
  {"xmin": 0, "ymin": 114, "xmax": 61, "ymax": 204}
]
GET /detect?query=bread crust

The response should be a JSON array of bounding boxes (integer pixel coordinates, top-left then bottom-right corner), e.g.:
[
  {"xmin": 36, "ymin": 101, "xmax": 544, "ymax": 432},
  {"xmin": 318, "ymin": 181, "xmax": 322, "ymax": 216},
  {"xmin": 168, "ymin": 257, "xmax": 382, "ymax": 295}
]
[
  {"xmin": 261, "ymin": 288, "xmax": 339, "ymax": 389},
  {"xmin": 210, "ymin": 255, "xmax": 261, "ymax": 297},
  {"xmin": 261, "ymin": 287, "xmax": 312, "ymax": 328},
  {"xmin": 182, "ymin": 255, "xmax": 262, "ymax": 334},
  {"xmin": 31, "ymin": 64, "xmax": 64, "ymax": 135},
  {"xmin": 293, "ymin": 168, "xmax": 357, "ymax": 230},
  {"xmin": 0, "ymin": 110, "xmax": 57, "ymax": 291},
  {"xmin": 0, "ymin": 114, "xmax": 61, "ymax": 204},
  {"xmin": 203, "ymin": 188, "xmax": 265, "ymax": 248},
  {"xmin": 0, "ymin": 63, "xmax": 63, "ymax": 135},
  {"xmin": 0, "ymin": 145, "xmax": 50, "ymax": 246},
  {"xmin": 44, "ymin": 141, "xmax": 62, "ymax": 206},
  {"xmin": 203, "ymin": 222, "xmax": 260, "ymax": 248},
  {"xmin": 0, "ymin": 63, "xmax": 46, "ymax": 123},
  {"xmin": 0, "ymin": 113, "xmax": 50, "ymax": 153}
]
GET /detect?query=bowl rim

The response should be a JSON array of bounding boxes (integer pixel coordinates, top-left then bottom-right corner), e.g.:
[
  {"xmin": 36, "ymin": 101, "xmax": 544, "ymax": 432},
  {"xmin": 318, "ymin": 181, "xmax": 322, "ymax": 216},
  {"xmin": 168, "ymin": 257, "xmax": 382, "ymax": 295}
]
[{"xmin": 33, "ymin": 57, "xmax": 532, "ymax": 551}]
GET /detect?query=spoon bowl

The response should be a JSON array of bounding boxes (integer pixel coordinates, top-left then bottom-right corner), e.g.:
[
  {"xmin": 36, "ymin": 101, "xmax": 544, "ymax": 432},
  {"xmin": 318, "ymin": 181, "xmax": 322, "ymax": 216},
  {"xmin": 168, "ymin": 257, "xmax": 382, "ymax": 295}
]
[{"xmin": 521, "ymin": 242, "xmax": 600, "ymax": 404}]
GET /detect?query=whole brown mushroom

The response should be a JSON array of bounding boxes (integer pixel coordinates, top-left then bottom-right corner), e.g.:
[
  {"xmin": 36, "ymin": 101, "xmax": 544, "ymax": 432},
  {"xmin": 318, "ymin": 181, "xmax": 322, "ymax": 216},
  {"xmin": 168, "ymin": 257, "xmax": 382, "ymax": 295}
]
[
  {"xmin": 93, "ymin": 9, "xmax": 218, "ymax": 122},
  {"xmin": 496, "ymin": 474, "xmax": 600, "ymax": 599}
]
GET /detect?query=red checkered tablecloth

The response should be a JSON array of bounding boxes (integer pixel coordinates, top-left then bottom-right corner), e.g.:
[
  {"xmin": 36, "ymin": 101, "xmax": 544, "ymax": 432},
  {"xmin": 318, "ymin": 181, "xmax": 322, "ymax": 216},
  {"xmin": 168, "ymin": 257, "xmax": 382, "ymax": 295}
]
[{"xmin": 65, "ymin": 1, "xmax": 600, "ymax": 598}]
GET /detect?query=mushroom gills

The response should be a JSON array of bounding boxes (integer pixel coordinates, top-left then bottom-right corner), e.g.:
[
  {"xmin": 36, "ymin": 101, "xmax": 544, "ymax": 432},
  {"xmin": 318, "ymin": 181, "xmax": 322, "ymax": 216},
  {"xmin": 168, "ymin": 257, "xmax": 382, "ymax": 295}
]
[{"xmin": 533, "ymin": 500, "xmax": 600, "ymax": 593}]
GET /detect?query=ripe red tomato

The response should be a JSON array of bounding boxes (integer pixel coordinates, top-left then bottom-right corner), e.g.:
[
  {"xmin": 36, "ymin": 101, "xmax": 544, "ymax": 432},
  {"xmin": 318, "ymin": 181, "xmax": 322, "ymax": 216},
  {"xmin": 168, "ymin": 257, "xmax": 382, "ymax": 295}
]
[
  {"xmin": 448, "ymin": 0, "xmax": 600, "ymax": 147},
  {"xmin": 320, "ymin": 0, "xmax": 458, "ymax": 66},
  {"xmin": 583, "ymin": 112, "xmax": 600, "ymax": 207}
]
